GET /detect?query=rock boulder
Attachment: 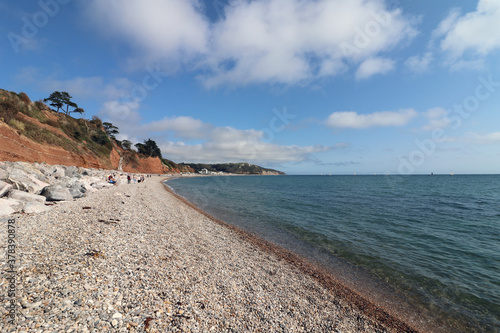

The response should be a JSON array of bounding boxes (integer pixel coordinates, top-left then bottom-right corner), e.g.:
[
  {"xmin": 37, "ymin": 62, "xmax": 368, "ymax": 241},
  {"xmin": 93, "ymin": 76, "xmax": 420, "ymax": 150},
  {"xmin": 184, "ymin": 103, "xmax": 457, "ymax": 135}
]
[
  {"xmin": 49, "ymin": 166, "xmax": 66, "ymax": 179},
  {"xmin": 23, "ymin": 202, "xmax": 50, "ymax": 214},
  {"xmin": 0, "ymin": 199, "xmax": 16, "ymax": 216},
  {"xmin": 0, "ymin": 180, "xmax": 13, "ymax": 198},
  {"xmin": 0, "ymin": 168, "xmax": 8, "ymax": 181},
  {"xmin": 67, "ymin": 181, "xmax": 87, "ymax": 199},
  {"xmin": 40, "ymin": 185, "xmax": 73, "ymax": 201},
  {"xmin": 8, "ymin": 190, "xmax": 47, "ymax": 204},
  {"xmin": 7, "ymin": 168, "xmax": 49, "ymax": 194},
  {"xmin": 65, "ymin": 166, "xmax": 81, "ymax": 179}
]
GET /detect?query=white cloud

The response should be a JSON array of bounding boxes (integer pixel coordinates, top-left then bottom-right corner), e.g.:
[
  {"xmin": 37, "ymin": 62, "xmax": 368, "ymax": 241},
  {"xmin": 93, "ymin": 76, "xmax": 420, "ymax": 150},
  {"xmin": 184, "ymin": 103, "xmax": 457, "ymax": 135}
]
[
  {"xmin": 16, "ymin": 68, "xmax": 134, "ymax": 102},
  {"xmin": 143, "ymin": 116, "xmax": 212, "ymax": 140},
  {"xmin": 45, "ymin": 77, "xmax": 133, "ymax": 101},
  {"xmin": 160, "ymin": 139, "xmax": 330, "ymax": 164},
  {"xmin": 100, "ymin": 100, "xmax": 142, "ymax": 123},
  {"xmin": 420, "ymin": 107, "xmax": 451, "ymax": 131},
  {"xmin": 100, "ymin": 110, "xmax": 331, "ymax": 164},
  {"xmin": 159, "ymin": 124, "xmax": 331, "ymax": 164},
  {"xmin": 87, "ymin": 0, "xmax": 418, "ymax": 86},
  {"xmin": 435, "ymin": 0, "xmax": 500, "ymax": 66},
  {"xmin": 203, "ymin": 0, "xmax": 416, "ymax": 86},
  {"xmin": 325, "ymin": 109, "xmax": 417, "ymax": 129},
  {"xmin": 405, "ymin": 52, "xmax": 433, "ymax": 73},
  {"xmin": 355, "ymin": 57, "xmax": 395, "ymax": 80},
  {"xmin": 87, "ymin": 0, "xmax": 209, "ymax": 60},
  {"xmin": 467, "ymin": 131, "xmax": 500, "ymax": 144}
]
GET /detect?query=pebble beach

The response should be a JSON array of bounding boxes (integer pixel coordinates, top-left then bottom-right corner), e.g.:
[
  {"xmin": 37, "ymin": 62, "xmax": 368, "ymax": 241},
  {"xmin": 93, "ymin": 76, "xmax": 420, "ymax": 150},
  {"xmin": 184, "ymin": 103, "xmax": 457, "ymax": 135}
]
[{"xmin": 0, "ymin": 177, "xmax": 418, "ymax": 332}]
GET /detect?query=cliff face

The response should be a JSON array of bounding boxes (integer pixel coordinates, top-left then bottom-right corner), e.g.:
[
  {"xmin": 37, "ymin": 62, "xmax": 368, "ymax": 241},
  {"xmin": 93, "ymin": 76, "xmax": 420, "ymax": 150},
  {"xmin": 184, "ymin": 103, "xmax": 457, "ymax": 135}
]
[
  {"xmin": 0, "ymin": 89, "xmax": 192, "ymax": 174},
  {"xmin": 0, "ymin": 121, "xmax": 104, "ymax": 168},
  {"xmin": 0, "ymin": 120, "xmax": 186, "ymax": 173},
  {"xmin": 0, "ymin": 89, "xmax": 283, "ymax": 175}
]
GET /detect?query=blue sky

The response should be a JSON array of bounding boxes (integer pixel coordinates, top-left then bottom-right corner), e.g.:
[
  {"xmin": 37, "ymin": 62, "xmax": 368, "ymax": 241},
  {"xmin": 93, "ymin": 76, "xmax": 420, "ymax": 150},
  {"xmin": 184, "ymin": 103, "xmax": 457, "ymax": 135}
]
[{"xmin": 1, "ymin": 0, "xmax": 499, "ymax": 174}]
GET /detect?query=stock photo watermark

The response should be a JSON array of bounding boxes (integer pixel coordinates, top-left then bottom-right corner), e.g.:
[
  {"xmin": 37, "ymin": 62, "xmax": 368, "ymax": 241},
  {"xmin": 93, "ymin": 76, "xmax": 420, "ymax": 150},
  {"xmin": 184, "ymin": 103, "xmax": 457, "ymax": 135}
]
[
  {"xmin": 395, "ymin": 74, "xmax": 499, "ymax": 177},
  {"xmin": 339, "ymin": 0, "xmax": 413, "ymax": 57},
  {"xmin": 261, "ymin": 107, "xmax": 296, "ymax": 143},
  {"xmin": 236, "ymin": 107, "xmax": 296, "ymax": 161},
  {"xmin": 8, "ymin": 0, "xmax": 71, "ymax": 54},
  {"xmin": 4, "ymin": 217, "xmax": 17, "ymax": 325},
  {"xmin": 112, "ymin": 64, "xmax": 171, "ymax": 121},
  {"xmin": 340, "ymin": 10, "xmax": 392, "ymax": 57}
]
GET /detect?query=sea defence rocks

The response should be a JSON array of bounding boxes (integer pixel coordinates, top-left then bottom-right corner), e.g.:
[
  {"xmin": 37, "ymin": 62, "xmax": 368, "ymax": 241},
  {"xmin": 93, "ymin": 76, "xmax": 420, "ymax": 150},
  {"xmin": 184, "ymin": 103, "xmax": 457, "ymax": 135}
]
[
  {"xmin": 6, "ymin": 168, "xmax": 48, "ymax": 194},
  {"xmin": 67, "ymin": 181, "xmax": 87, "ymax": 199},
  {"xmin": 23, "ymin": 201, "xmax": 51, "ymax": 214},
  {"xmin": 0, "ymin": 161, "xmax": 143, "ymax": 216},
  {"xmin": 0, "ymin": 180, "xmax": 13, "ymax": 198},
  {"xmin": 8, "ymin": 190, "xmax": 46, "ymax": 204},
  {"xmin": 0, "ymin": 199, "xmax": 15, "ymax": 216},
  {"xmin": 40, "ymin": 185, "xmax": 73, "ymax": 202}
]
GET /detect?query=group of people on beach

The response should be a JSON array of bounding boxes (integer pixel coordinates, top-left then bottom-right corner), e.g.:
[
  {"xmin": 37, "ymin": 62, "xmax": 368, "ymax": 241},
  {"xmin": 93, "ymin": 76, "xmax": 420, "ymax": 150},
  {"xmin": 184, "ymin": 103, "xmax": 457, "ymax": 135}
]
[
  {"xmin": 126, "ymin": 174, "xmax": 146, "ymax": 184},
  {"xmin": 107, "ymin": 174, "xmax": 151, "ymax": 185}
]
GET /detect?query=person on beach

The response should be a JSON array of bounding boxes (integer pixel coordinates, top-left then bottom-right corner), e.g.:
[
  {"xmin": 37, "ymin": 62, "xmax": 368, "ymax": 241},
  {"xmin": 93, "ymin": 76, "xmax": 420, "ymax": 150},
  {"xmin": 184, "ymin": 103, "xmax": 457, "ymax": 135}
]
[
  {"xmin": 108, "ymin": 176, "xmax": 116, "ymax": 185},
  {"xmin": 127, "ymin": 175, "xmax": 131, "ymax": 184},
  {"xmin": 133, "ymin": 175, "xmax": 137, "ymax": 183}
]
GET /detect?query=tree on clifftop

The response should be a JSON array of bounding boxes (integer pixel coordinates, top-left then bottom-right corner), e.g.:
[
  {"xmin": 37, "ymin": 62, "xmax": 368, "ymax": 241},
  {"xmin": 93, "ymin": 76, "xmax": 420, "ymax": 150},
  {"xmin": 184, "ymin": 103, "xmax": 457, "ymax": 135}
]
[
  {"xmin": 44, "ymin": 91, "xmax": 83, "ymax": 115},
  {"xmin": 121, "ymin": 140, "xmax": 132, "ymax": 150},
  {"xmin": 135, "ymin": 139, "xmax": 162, "ymax": 158},
  {"xmin": 103, "ymin": 122, "xmax": 119, "ymax": 140}
]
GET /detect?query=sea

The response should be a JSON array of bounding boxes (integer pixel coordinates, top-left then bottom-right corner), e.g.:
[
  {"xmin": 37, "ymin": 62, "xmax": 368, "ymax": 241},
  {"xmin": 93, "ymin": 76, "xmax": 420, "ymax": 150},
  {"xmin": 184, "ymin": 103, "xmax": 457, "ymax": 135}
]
[{"xmin": 166, "ymin": 175, "xmax": 500, "ymax": 332}]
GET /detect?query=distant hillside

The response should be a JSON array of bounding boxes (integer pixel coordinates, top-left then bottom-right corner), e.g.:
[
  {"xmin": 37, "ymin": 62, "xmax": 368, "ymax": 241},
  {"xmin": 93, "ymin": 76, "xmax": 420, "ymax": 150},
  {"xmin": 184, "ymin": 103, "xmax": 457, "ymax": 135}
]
[
  {"xmin": 181, "ymin": 163, "xmax": 285, "ymax": 175},
  {"xmin": 0, "ymin": 89, "xmax": 192, "ymax": 173}
]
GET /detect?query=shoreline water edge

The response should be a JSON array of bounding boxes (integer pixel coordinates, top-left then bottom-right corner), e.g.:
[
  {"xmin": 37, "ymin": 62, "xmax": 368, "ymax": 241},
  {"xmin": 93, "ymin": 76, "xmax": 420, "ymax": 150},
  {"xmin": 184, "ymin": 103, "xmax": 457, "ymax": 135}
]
[
  {"xmin": 162, "ymin": 178, "xmax": 428, "ymax": 333},
  {"xmin": 0, "ymin": 161, "xmax": 439, "ymax": 332}
]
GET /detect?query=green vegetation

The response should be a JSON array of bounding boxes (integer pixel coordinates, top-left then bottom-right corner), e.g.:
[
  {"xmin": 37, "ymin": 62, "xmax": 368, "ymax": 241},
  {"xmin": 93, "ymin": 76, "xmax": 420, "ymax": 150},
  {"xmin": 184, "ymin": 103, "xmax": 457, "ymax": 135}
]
[
  {"xmin": 103, "ymin": 122, "xmax": 119, "ymax": 140},
  {"xmin": 0, "ymin": 89, "xmax": 169, "ymax": 167},
  {"xmin": 121, "ymin": 140, "xmax": 132, "ymax": 150},
  {"xmin": 0, "ymin": 89, "xmax": 112, "ymax": 161},
  {"xmin": 0, "ymin": 97, "xmax": 19, "ymax": 123},
  {"xmin": 43, "ymin": 91, "xmax": 84, "ymax": 115},
  {"xmin": 135, "ymin": 139, "xmax": 162, "ymax": 158}
]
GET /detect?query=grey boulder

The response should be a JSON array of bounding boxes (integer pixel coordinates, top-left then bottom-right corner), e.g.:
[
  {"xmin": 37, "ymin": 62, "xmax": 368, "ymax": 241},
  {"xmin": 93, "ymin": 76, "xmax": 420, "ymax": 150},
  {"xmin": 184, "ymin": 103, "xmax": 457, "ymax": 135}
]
[
  {"xmin": 8, "ymin": 190, "xmax": 47, "ymax": 204},
  {"xmin": 0, "ymin": 168, "xmax": 8, "ymax": 181},
  {"xmin": 0, "ymin": 180, "xmax": 13, "ymax": 198},
  {"xmin": 68, "ymin": 181, "xmax": 87, "ymax": 199},
  {"xmin": 0, "ymin": 199, "xmax": 16, "ymax": 216},
  {"xmin": 49, "ymin": 166, "xmax": 66, "ymax": 179},
  {"xmin": 7, "ymin": 168, "xmax": 49, "ymax": 194},
  {"xmin": 23, "ymin": 202, "xmax": 50, "ymax": 214},
  {"xmin": 65, "ymin": 166, "xmax": 81, "ymax": 178},
  {"xmin": 41, "ymin": 185, "xmax": 73, "ymax": 202}
]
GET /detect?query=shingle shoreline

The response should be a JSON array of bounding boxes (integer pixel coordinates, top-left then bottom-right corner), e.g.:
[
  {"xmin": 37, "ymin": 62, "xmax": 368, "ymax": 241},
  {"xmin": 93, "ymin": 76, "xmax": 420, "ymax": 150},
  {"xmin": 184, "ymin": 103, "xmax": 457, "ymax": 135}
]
[{"xmin": 1, "ymin": 177, "xmax": 420, "ymax": 332}]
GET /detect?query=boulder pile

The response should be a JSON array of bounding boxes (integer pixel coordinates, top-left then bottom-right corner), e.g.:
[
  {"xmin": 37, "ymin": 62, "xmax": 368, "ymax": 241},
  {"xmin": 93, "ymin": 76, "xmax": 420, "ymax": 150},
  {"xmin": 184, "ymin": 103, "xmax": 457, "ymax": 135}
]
[{"xmin": 0, "ymin": 161, "xmax": 126, "ymax": 216}]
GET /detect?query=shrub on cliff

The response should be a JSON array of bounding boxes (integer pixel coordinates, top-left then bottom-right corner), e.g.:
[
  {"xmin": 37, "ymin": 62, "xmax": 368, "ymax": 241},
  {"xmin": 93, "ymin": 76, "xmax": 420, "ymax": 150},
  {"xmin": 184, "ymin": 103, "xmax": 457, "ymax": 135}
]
[
  {"xmin": 90, "ymin": 115, "xmax": 103, "ymax": 128},
  {"xmin": 0, "ymin": 98, "xmax": 19, "ymax": 123},
  {"xmin": 135, "ymin": 139, "xmax": 162, "ymax": 158},
  {"xmin": 18, "ymin": 92, "xmax": 31, "ymax": 104},
  {"xmin": 91, "ymin": 130, "xmax": 111, "ymax": 147}
]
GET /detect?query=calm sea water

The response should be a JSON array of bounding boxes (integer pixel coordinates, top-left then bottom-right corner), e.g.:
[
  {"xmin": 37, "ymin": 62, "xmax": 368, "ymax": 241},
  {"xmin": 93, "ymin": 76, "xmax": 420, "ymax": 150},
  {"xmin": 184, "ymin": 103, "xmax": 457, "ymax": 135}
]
[{"xmin": 167, "ymin": 175, "xmax": 500, "ymax": 332}]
